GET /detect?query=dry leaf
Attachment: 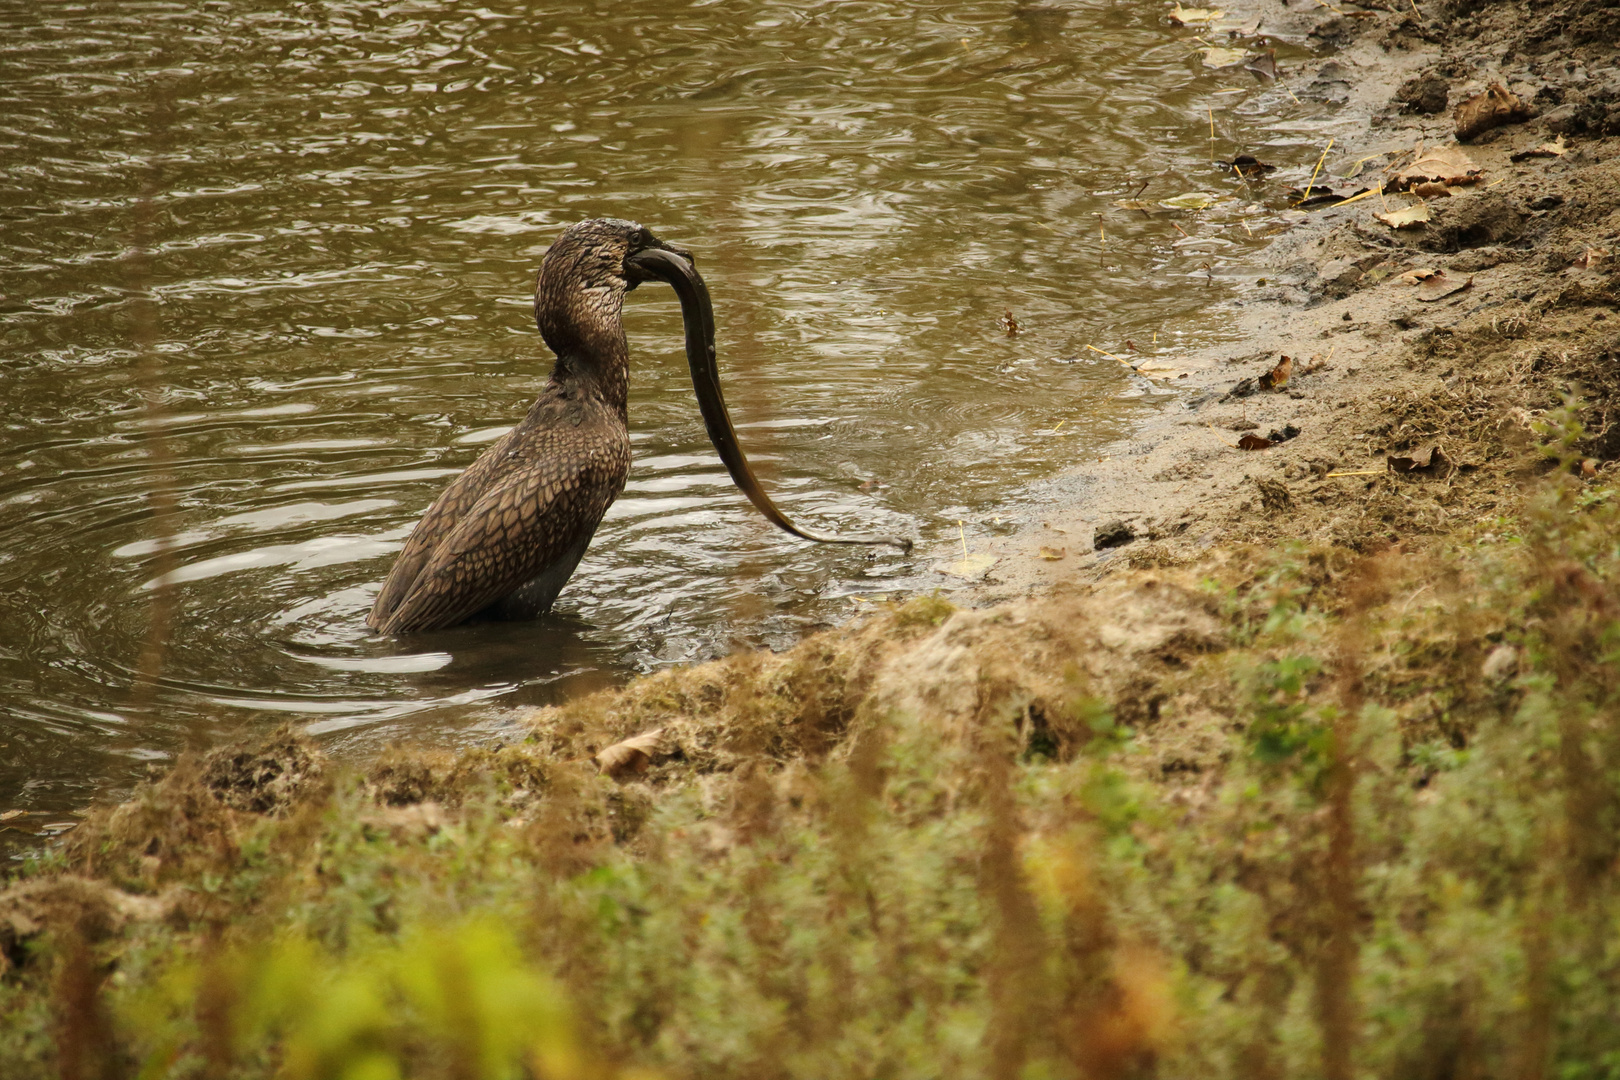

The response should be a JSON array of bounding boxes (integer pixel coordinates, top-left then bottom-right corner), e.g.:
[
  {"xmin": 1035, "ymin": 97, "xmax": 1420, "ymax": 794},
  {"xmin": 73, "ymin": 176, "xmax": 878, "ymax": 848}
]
[
  {"xmin": 1375, "ymin": 203, "xmax": 1432, "ymax": 229},
  {"xmin": 1198, "ymin": 46, "xmax": 1249, "ymax": 68},
  {"xmin": 1393, "ymin": 145, "xmax": 1482, "ymax": 190},
  {"xmin": 1112, "ymin": 198, "xmax": 1157, "ymax": 211},
  {"xmin": 0, "ymin": 810, "xmax": 23, "ymax": 822},
  {"xmin": 1259, "ymin": 354, "xmax": 1293, "ymax": 391},
  {"xmin": 1411, "ymin": 181, "xmax": 1453, "ymax": 198},
  {"xmin": 1581, "ymin": 458, "xmax": 1599, "ymax": 478},
  {"xmin": 1387, "ymin": 446, "xmax": 1451, "ymax": 475},
  {"xmin": 596, "ymin": 728, "xmax": 665, "ymax": 778},
  {"xmin": 1169, "ymin": 3, "xmax": 1225, "ymax": 25},
  {"xmin": 1417, "ymin": 271, "xmax": 1473, "ymax": 301},
  {"xmin": 1244, "ymin": 50, "xmax": 1279, "ymax": 80},
  {"xmin": 1573, "ymin": 247, "xmax": 1609, "ymax": 270},
  {"xmin": 1510, "ymin": 136, "xmax": 1567, "ymax": 161},
  {"xmin": 1237, "ymin": 433, "xmax": 1275, "ymax": 450},
  {"xmin": 1038, "ymin": 545, "xmax": 1067, "ymax": 561},
  {"xmin": 934, "ymin": 552, "xmax": 997, "ymax": 578},
  {"xmin": 1226, "ymin": 154, "xmax": 1277, "ymax": 178},
  {"xmin": 1159, "ymin": 191, "xmax": 1218, "ymax": 211},
  {"xmin": 1398, "ymin": 267, "xmax": 1439, "ymax": 285},
  {"xmin": 1454, "ymin": 82, "xmax": 1533, "ymax": 141}
]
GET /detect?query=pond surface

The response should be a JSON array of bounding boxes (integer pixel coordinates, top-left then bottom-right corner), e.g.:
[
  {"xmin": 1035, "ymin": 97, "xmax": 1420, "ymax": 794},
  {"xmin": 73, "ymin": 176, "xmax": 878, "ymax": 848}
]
[{"xmin": 0, "ymin": 0, "xmax": 1326, "ymax": 832}]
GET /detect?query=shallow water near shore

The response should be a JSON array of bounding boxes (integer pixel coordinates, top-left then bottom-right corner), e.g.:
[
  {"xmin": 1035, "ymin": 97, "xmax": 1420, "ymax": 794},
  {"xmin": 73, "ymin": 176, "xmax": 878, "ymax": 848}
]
[{"xmin": 0, "ymin": 0, "xmax": 1326, "ymax": 825}]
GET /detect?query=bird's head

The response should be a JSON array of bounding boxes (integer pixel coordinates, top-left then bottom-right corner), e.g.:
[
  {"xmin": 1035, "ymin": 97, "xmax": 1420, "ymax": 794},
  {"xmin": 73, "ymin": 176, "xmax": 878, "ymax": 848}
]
[{"xmin": 535, "ymin": 218, "xmax": 693, "ymax": 357}]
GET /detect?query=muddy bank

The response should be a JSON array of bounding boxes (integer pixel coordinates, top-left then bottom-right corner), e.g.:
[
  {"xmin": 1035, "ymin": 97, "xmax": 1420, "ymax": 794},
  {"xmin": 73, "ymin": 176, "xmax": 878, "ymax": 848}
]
[{"xmin": 945, "ymin": 0, "xmax": 1620, "ymax": 603}]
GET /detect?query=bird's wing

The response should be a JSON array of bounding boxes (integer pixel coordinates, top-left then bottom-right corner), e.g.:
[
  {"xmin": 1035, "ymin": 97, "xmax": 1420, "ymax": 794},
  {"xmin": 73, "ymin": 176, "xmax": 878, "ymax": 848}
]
[
  {"xmin": 367, "ymin": 431, "xmax": 516, "ymax": 630},
  {"xmin": 372, "ymin": 450, "xmax": 621, "ymax": 634}
]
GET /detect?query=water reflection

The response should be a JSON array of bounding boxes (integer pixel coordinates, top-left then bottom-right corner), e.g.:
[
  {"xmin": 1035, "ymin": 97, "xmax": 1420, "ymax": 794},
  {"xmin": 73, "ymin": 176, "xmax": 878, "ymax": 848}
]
[{"xmin": 0, "ymin": 0, "xmax": 1324, "ymax": 825}]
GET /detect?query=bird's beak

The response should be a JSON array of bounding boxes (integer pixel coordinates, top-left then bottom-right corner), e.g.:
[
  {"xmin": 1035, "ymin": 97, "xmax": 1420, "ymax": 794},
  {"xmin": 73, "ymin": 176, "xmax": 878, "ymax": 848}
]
[
  {"xmin": 622, "ymin": 246, "xmax": 911, "ymax": 553},
  {"xmin": 624, "ymin": 240, "xmax": 694, "ymax": 290}
]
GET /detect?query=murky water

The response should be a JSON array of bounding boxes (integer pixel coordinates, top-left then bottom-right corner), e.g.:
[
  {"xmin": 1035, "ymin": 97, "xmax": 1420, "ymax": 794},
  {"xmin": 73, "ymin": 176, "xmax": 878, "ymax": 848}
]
[{"xmin": 1, "ymin": 0, "xmax": 1323, "ymax": 831}]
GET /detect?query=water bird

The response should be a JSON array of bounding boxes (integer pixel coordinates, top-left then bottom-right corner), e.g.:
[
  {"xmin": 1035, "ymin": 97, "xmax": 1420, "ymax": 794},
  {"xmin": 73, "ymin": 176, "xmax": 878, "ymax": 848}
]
[{"xmin": 367, "ymin": 218, "xmax": 909, "ymax": 635}]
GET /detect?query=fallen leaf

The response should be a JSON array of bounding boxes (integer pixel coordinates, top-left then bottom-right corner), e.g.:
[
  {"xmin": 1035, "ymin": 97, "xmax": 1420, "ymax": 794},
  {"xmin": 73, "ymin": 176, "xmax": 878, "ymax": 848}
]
[
  {"xmin": 1169, "ymin": 3, "xmax": 1225, "ymax": 25},
  {"xmin": 1581, "ymin": 458, "xmax": 1598, "ymax": 478},
  {"xmin": 1038, "ymin": 545, "xmax": 1067, "ymax": 560},
  {"xmin": 1158, "ymin": 191, "xmax": 1218, "ymax": 211},
  {"xmin": 1197, "ymin": 46, "xmax": 1249, "ymax": 68},
  {"xmin": 1417, "ymin": 271, "xmax": 1473, "ymax": 301},
  {"xmin": 1000, "ymin": 309, "xmax": 1020, "ymax": 336},
  {"xmin": 1258, "ymin": 354, "xmax": 1293, "ymax": 391},
  {"xmin": 1398, "ymin": 266, "xmax": 1439, "ymax": 285},
  {"xmin": 1393, "ymin": 145, "xmax": 1482, "ymax": 190},
  {"xmin": 1237, "ymin": 433, "xmax": 1274, "ymax": 450},
  {"xmin": 1387, "ymin": 446, "xmax": 1451, "ymax": 475},
  {"xmin": 596, "ymin": 729, "xmax": 665, "ymax": 778},
  {"xmin": 1375, "ymin": 203, "xmax": 1432, "ymax": 229},
  {"xmin": 1244, "ymin": 50, "xmax": 1279, "ymax": 80},
  {"xmin": 1454, "ymin": 82, "xmax": 1534, "ymax": 141},
  {"xmin": 934, "ymin": 552, "xmax": 997, "ymax": 578},
  {"xmin": 1411, "ymin": 181, "xmax": 1454, "ymax": 198},
  {"xmin": 1225, "ymin": 154, "xmax": 1277, "ymax": 178},
  {"xmin": 1111, "ymin": 198, "xmax": 1157, "ymax": 212},
  {"xmin": 1573, "ymin": 247, "xmax": 1608, "ymax": 270},
  {"xmin": 1510, "ymin": 136, "xmax": 1568, "ymax": 161},
  {"xmin": 0, "ymin": 810, "xmax": 23, "ymax": 822}
]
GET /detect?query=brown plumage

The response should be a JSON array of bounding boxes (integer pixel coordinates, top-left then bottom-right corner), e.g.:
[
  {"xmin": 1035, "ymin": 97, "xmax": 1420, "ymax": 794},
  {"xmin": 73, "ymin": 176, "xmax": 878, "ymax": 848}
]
[{"xmin": 367, "ymin": 218, "xmax": 662, "ymax": 634}]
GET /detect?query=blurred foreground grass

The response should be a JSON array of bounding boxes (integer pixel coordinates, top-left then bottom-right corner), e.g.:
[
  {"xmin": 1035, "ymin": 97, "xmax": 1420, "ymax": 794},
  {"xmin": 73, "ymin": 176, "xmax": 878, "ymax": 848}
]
[{"xmin": 5, "ymin": 461, "xmax": 1620, "ymax": 1079}]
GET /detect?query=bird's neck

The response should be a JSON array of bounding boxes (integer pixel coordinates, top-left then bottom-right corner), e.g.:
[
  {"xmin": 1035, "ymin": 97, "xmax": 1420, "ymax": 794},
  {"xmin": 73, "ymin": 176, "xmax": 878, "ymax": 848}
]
[
  {"xmin": 549, "ymin": 346, "xmax": 629, "ymax": 417},
  {"xmin": 537, "ymin": 288, "xmax": 630, "ymax": 417}
]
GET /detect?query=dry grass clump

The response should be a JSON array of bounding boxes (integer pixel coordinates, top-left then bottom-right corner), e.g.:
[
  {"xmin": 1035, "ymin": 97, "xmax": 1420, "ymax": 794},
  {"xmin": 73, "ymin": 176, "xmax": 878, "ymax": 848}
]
[{"xmin": 4, "ymin": 468, "xmax": 1620, "ymax": 1078}]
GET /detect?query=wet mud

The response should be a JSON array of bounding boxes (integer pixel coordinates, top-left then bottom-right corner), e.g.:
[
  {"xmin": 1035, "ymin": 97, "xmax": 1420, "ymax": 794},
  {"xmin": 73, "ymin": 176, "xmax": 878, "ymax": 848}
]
[{"xmin": 952, "ymin": 0, "xmax": 1620, "ymax": 601}]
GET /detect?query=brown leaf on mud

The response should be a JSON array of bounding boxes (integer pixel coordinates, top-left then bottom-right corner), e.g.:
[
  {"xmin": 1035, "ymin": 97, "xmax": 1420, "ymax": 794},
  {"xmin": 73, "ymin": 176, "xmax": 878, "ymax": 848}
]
[
  {"xmin": 1237, "ymin": 433, "xmax": 1275, "ymax": 450},
  {"xmin": 1393, "ymin": 145, "xmax": 1482, "ymax": 190},
  {"xmin": 1258, "ymin": 354, "xmax": 1293, "ymax": 391},
  {"xmin": 1573, "ymin": 247, "xmax": 1609, "ymax": 270},
  {"xmin": 596, "ymin": 729, "xmax": 665, "ymax": 778},
  {"xmin": 1038, "ymin": 545, "xmax": 1067, "ymax": 561},
  {"xmin": 1454, "ymin": 83, "xmax": 1534, "ymax": 141},
  {"xmin": 1226, "ymin": 154, "xmax": 1276, "ymax": 178},
  {"xmin": 1375, "ymin": 203, "xmax": 1432, "ymax": 229},
  {"xmin": 1510, "ymin": 136, "xmax": 1567, "ymax": 161},
  {"xmin": 1387, "ymin": 446, "xmax": 1451, "ymax": 476},
  {"xmin": 1244, "ymin": 50, "xmax": 1279, "ymax": 81},
  {"xmin": 1416, "ymin": 271, "xmax": 1473, "ymax": 302},
  {"xmin": 1287, "ymin": 184, "xmax": 1354, "ymax": 207},
  {"xmin": 1411, "ymin": 181, "xmax": 1453, "ymax": 198},
  {"xmin": 1398, "ymin": 266, "xmax": 1439, "ymax": 285}
]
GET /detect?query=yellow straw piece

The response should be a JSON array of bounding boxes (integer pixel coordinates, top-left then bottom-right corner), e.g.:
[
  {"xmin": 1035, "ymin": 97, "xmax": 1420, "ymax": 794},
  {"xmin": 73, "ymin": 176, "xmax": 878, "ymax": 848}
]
[
  {"xmin": 1294, "ymin": 138, "xmax": 1334, "ymax": 207},
  {"xmin": 1086, "ymin": 344, "xmax": 1132, "ymax": 365},
  {"xmin": 1326, "ymin": 469, "xmax": 1384, "ymax": 477}
]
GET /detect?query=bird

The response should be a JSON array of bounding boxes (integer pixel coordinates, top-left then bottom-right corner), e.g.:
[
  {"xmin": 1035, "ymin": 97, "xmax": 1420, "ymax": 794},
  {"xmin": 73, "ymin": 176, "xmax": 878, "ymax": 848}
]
[{"xmin": 366, "ymin": 217, "xmax": 908, "ymax": 635}]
